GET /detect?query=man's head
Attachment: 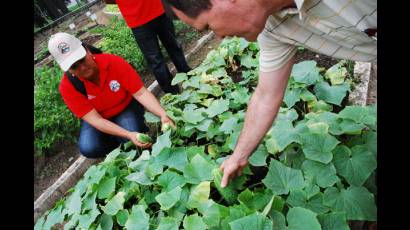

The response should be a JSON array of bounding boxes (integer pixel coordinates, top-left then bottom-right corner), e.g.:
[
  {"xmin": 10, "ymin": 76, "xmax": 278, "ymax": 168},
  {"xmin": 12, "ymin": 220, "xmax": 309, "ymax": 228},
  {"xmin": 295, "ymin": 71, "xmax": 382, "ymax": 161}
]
[
  {"xmin": 48, "ymin": 32, "xmax": 98, "ymax": 80},
  {"xmin": 164, "ymin": 0, "xmax": 270, "ymax": 41}
]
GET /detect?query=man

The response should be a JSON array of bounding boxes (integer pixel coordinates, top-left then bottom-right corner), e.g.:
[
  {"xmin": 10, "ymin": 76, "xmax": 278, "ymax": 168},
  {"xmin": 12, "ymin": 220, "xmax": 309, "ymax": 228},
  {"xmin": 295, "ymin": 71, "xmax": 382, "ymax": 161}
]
[
  {"xmin": 163, "ymin": 0, "xmax": 377, "ymax": 187},
  {"xmin": 103, "ymin": 0, "xmax": 191, "ymax": 94}
]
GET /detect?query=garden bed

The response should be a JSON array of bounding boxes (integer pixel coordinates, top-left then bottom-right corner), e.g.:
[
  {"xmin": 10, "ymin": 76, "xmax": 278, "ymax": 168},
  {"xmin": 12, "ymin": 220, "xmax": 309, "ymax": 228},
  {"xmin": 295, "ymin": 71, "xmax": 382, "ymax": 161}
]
[
  {"xmin": 35, "ymin": 37, "xmax": 377, "ymax": 229},
  {"xmin": 34, "ymin": 31, "xmax": 219, "ymax": 203}
]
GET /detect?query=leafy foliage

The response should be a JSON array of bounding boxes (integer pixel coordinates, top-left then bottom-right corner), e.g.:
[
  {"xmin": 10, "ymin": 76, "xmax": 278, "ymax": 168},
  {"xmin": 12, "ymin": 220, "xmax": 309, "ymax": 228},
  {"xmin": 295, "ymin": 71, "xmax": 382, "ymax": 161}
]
[
  {"xmin": 34, "ymin": 64, "xmax": 80, "ymax": 156},
  {"xmin": 35, "ymin": 37, "xmax": 376, "ymax": 229}
]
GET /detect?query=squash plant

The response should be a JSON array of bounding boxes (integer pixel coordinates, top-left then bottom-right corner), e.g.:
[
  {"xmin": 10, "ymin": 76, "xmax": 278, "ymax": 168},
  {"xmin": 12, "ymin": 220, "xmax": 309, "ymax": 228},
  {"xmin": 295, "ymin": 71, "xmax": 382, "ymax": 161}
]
[{"xmin": 35, "ymin": 37, "xmax": 376, "ymax": 230}]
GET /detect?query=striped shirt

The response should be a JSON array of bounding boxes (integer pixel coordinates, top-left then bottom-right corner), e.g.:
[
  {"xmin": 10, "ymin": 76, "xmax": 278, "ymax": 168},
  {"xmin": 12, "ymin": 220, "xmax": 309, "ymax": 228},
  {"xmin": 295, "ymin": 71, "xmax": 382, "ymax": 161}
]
[{"xmin": 258, "ymin": 0, "xmax": 377, "ymax": 72}]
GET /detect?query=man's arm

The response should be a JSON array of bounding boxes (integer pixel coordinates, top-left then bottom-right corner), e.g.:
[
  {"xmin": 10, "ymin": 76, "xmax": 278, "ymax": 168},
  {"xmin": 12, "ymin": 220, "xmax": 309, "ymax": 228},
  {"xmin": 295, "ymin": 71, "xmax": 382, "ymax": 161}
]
[
  {"xmin": 133, "ymin": 87, "xmax": 175, "ymax": 127},
  {"xmin": 82, "ymin": 109, "xmax": 151, "ymax": 147},
  {"xmin": 102, "ymin": 0, "xmax": 116, "ymax": 4},
  {"xmin": 220, "ymin": 56, "xmax": 295, "ymax": 187}
]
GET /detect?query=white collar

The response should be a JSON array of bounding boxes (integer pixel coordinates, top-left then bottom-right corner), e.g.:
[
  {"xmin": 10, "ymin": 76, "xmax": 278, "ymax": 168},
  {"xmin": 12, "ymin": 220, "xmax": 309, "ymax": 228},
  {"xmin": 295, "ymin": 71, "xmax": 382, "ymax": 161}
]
[{"xmin": 276, "ymin": 0, "xmax": 307, "ymax": 20}]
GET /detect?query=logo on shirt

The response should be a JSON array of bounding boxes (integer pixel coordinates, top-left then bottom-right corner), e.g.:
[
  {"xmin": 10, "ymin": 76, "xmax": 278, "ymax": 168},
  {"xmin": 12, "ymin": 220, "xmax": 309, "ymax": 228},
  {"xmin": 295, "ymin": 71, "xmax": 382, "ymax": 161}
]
[
  {"xmin": 87, "ymin": 95, "xmax": 96, "ymax": 100},
  {"xmin": 58, "ymin": 42, "xmax": 70, "ymax": 54},
  {"xmin": 109, "ymin": 80, "xmax": 121, "ymax": 92}
]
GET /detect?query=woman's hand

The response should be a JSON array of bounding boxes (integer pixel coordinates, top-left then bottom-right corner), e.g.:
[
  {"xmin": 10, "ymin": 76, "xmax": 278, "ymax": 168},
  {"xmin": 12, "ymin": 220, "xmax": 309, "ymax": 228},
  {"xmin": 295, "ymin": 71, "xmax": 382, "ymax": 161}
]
[
  {"xmin": 127, "ymin": 131, "xmax": 152, "ymax": 148},
  {"xmin": 161, "ymin": 115, "xmax": 176, "ymax": 129}
]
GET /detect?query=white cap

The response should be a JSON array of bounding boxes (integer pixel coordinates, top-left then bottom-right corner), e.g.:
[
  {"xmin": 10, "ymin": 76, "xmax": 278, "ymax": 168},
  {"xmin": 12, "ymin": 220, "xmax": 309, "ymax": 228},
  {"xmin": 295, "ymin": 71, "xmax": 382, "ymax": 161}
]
[{"xmin": 48, "ymin": 32, "xmax": 86, "ymax": 71}]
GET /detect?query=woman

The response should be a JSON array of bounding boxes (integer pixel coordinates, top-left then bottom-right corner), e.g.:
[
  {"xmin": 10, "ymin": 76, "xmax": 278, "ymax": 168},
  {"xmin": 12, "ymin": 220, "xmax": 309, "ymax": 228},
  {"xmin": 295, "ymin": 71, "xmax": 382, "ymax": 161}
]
[{"xmin": 48, "ymin": 32, "xmax": 174, "ymax": 158}]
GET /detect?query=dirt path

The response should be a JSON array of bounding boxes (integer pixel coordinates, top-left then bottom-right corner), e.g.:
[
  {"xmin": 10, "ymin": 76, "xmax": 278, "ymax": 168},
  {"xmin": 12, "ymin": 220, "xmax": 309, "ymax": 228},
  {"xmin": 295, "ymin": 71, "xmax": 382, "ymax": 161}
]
[{"xmin": 34, "ymin": 35, "xmax": 222, "ymax": 201}]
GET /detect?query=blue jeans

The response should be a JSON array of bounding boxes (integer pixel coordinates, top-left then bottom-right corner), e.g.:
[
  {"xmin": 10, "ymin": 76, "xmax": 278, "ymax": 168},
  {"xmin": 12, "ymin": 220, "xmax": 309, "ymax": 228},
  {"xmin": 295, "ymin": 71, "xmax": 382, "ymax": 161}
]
[
  {"xmin": 78, "ymin": 100, "xmax": 148, "ymax": 158},
  {"xmin": 131, "ymin": 13, "xmax": 191, "ymax": 94}
]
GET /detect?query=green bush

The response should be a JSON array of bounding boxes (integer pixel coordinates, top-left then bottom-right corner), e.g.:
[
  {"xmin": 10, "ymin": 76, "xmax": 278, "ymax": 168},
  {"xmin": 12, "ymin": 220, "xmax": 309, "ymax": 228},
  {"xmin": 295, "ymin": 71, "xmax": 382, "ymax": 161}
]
[
  {"xmin": 34, "ymin": 64, "xmax": 80, "ymax": 156},
  {"xmin": 91, "ymin": 17, "xmax": 147, "ymax": 72}
]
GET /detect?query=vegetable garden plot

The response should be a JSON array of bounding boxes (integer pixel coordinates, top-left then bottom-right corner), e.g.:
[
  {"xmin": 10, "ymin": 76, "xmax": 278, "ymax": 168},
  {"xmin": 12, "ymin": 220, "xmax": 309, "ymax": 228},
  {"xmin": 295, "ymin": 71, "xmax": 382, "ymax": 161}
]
[{"xmin": 35, "ymin": 37, "xmax": 377, "ymax": 230}]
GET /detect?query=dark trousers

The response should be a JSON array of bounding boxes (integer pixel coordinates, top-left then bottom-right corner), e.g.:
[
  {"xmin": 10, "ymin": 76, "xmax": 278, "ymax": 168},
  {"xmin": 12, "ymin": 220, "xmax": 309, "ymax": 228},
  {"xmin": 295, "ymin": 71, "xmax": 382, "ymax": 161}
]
[
  {"xmin": 131, "ymin": 13, "xmax": 191, "ymax": 94},
  {"xmin": 78, "ymin": 100, "xmax": 148, "ymax": 158}
]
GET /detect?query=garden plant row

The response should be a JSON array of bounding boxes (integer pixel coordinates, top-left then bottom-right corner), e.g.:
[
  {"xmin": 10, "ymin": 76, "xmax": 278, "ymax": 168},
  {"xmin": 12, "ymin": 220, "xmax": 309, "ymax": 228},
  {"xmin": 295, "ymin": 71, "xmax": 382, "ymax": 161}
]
[{"xmin": 35, "ymin": 37, "xmax": 377, "ymax": 230}]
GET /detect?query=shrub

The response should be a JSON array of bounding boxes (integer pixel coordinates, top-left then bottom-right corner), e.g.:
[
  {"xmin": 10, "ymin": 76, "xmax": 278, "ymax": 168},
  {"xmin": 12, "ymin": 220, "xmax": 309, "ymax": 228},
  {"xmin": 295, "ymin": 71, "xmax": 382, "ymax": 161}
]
[{"xmin": 34, "ymin": 64, "xmax": 80, "ymax": 156}]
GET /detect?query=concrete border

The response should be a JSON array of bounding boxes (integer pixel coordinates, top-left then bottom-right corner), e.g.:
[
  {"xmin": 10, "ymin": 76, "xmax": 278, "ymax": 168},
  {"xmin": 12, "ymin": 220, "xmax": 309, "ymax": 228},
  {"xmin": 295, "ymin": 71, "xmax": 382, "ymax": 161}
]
[
  {"xmin": 349, "ymin": 61, "xmax": 372, "ymax": 106},
  {"xmin": 34, "ymin": 30, "xmax": 215, "ymax": 223}
]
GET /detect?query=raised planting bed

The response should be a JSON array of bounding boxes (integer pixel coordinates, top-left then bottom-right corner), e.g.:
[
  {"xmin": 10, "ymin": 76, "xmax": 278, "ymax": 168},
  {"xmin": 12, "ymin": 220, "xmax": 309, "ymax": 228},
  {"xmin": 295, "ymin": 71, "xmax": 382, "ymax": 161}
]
[{"xmin": 35, "ymin": 37, "xmax": 376, "ymax": 230}]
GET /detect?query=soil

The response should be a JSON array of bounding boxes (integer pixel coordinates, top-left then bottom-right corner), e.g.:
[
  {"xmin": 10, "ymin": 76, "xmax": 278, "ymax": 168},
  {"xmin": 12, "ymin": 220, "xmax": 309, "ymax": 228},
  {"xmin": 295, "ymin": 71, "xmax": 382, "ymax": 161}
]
[
  {"xmin": 33, "ymin": 32, "xmax": 221, "ymax": 202},
  {"xmin": 295, "ymin": 49, "xmax": 340, "ymax": 69},
  {"xmin": 34, "ymin": 141, "xmax": 80, "ymax": 200},
  {"xmin": 367, "ymin": 63, "xmax": 377, "ymax": 105}
]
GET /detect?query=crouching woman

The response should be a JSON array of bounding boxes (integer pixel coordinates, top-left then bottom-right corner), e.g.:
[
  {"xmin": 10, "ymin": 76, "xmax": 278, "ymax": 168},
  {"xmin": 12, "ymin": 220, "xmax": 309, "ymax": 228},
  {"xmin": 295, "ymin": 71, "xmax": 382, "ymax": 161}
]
[{"xmin": 48, "ymin": 32, "xmax": 174, "ymax": 158}]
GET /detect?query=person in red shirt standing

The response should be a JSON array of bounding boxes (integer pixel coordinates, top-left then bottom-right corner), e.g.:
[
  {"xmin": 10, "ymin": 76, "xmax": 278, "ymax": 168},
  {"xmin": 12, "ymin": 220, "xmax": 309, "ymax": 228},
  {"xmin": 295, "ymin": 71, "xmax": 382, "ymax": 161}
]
[
  {"xmin": 48, "ymin": 32, "xmax": 175, "ymax": 158},
  {"xmin": 103, "ymin": 0, "xmax": 191, "ymax": 94}
]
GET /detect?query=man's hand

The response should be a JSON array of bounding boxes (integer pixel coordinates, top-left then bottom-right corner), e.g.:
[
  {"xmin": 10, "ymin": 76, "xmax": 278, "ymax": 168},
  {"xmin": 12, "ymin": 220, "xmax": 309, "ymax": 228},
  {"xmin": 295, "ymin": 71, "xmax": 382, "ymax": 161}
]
[
  {"xmin": 127, "ymin": 132, "xmax": 152, "ymax": 148},
  {"xmin": 219, "ymin": 154, "xmax": 249, "ymax": 188}
]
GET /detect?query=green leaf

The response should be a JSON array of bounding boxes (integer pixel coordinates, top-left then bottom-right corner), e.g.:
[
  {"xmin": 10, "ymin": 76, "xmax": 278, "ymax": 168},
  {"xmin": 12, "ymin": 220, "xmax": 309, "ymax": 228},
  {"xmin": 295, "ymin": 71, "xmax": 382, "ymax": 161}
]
[
  {"xmin": 206, "ymin": 99, "xmax": 230, "ymax": 117},
  {"xmin": 323, "ymin": 186, "xmax": 377, "ymax": 220},
  {"xmin": 249, "ymin": 144, "xmax": 269, "ymax": 166},
  {"xmin": 78, "ymin": 207, "xmax": 101, "ymax": 229},
  {"xmin": 308, "ymin": 99, "xmax": 333, "ymax": 112},
  {"xmin": 183, "ymin": 214, "xmax": 208, "ymax": 230},
  {"xmin": 125, "ymin": 205, "xmax": 150, "ymax": 230},
  {"xmin": 337, "ymin": 119, "xmax": 366, "ymax": 135},
  {"xmin": 269, "ymin": 210, "xmax": 286, "ymax": 230},
  {"xmin": 158, "ymin": 170, "xmax": 186, "ymax": 192},
  {"xmin": 302, "ymin": 160, "xmax": 339, "ymax": 188},
  {"xmin": 99, "ymin": 213, "xmax": 114, "ymax": 230},
  {"xmin": 314, "ymin": 82, "xmax": 350, "ymax": 106},
  {"xmin": 240, "ymin": 54, "xmax": 258, "ymax": 69},
  {"xmin": 333, "ymin": 145, "xmax": 377, "ymax": 186},
  {"xmin": 144, "ymin": 111, "xmax": 160, "ymax": 123},
  {"xmin": 338, "ymin": 105, "xmax": 376, "ymax": 126},
  {"xmin": 172, "ymin": 73, "xmax": 188, "ymax": 85},
  {"xmin": 291, "ymin": 61, "xmax": 320, "ymax": 85},
  {"xmin": 101, "ymin": 191, "xmax": 126, "ymax": 216},
  {"xmin": 300, "ymin": 88, "xmax": 317, "ymax": 101},
  {"xmin": 183, "ymin": 154, "xmax": 216, "ymax": 184},
  {"xmin": 186, "ymin": 181, "xmax": 211, "ymax": 209},
  {"xmin": 231, "ymin": 87, "xmax": 250, "ymax": 105},
  {"xmin": 325, "ymin": 62, "xmax": 347, "ymax": 85},
  {"xmin": 286, "ymin": 207, "xmax": 321, "ymax": 230},
  {"xmin": 186, "ymin": 146, "xmax": 205, "ymax": 161},
  {"xmin": 284, "ymin": 88, "xmax": 302, "ymax": 108},
  {"xmin": 229, "ymin": 213, "xmax": 273, "ymax": 230},
  {"xmin": 262, "ymin": 159, "xmax": 304, "ymax": 195},
  {"xmin": 219, "ymin": 117, "xmax": 239, "ymax": 134},
  {"xmin": 97, "ymin": 177, "xmax": 116, "ymax": 200},
  {"xmin": 83, "ymin": 191, "xmax": 98, "ymax": 211},
  {"xmin": 238, "ymin": 188, "xmax": 272, "ymax": 211},
  {"xmin": 157, "ymin": 217, "xmax": 180, "ymax": 230},
  {"xmin": 152, "ymin": 130, "xmax": 172, "ymax": 156},
  {"xmin": 317, "ymin": 212, "xmax": 349, "ymax": 230},
  {"xmin": 116, "ymin": 209, "xmax": 129, "ymax": 227},
  {"xmin": 154, "ymin": 147, "xmax": 188, "ymax": 172},
  {"xmin": 182, "ymin": 107, "xmax": 206, "ymax": 124},
  {"xmin": 155, "ymin": 186, "xmax": 182, "ymax": 210},
  {"xmin": 307, "ymin": 121, "xmax": 330, "ymax": 134},
  {"xmin": 300, "ymin": 133, "xmax": 340, "ymax": 164},
  {"xmin": 197, "ymin": 200, "xmax": 228, "ymax": 228},
  {"xmin": 286, "ymin": 190, "xmax": 329, "ymax": 214},
  {"xmin": 126, "ymin": 170, "xmax": 153, "ymax": 185},
  {"xmin": 196, "ymin": 119, "xmax": 213, "ymax": 132},
  {"xmin": 42, "ymin": 204, "xmax": 64, "ymax": 229},
  {"xmin": 266, "ymin": 119, "xmax": 300, "ymax": 154},
  {"xmin": 67, "ymin": 190, "xmax": 82, "ymax": 215},
  {"xmin": 145, "ymin": 162, "xmax": 164, "ymax": 179}
]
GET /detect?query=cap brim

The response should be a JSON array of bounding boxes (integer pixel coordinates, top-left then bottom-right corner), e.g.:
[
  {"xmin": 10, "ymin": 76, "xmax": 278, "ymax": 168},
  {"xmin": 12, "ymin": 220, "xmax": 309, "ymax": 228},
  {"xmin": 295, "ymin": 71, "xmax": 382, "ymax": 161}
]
[{"xmin": 59, "ymin": 46, "xmax": 86, "ymax": 71}]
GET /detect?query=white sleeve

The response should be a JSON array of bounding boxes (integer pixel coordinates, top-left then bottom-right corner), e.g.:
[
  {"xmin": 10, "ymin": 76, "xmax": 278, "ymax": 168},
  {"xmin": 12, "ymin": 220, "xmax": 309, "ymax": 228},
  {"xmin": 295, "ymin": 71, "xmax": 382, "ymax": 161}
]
[{"xmin": 257, "ymin": 26, "xmax": 297, "ymax": 73}]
